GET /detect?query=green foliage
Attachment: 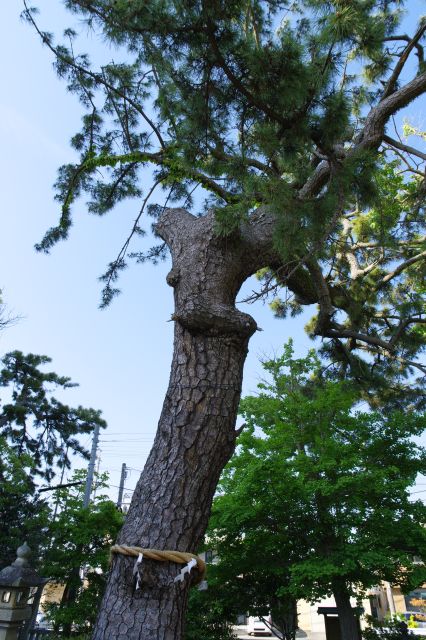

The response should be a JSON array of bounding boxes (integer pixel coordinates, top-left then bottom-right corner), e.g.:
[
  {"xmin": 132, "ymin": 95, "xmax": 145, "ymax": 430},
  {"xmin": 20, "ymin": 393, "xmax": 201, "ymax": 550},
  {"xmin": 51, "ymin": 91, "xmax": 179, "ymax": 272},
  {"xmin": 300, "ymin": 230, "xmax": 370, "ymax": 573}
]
[
  {"xmin": 21, "ymin": 1, "xmax": 426, "ymax": 380},
  {"xmin": 42, "ymin": 470, "xmax": 124, "ymax": 635},
  {"xmin": 207, "ymin": 343, "xmax": 426, "ymax": 630},
  {"xmin": 0, "ymin": 351, "xmax": 108, "ymax": 570},
  {"xmin": 0, "ymin": 436, "xmax": 50, "ymax": 568},
  {"xmin": 184, "ymin": 585, "xmax": 237, "ymax": 640},
  {"xmin": 17, "ymin": 9, "xmax": 411, "ymax": 246},
  {"xmin": 363, "ymin": 616, "xmax": 414, "ymax": 640},
  {"xmin": 0, "ymin": 351, "xmax": 106, "ymax": 481},
  {"xmin": 270, "ymin": 158, "xmax": 426, "ymax": 404}
]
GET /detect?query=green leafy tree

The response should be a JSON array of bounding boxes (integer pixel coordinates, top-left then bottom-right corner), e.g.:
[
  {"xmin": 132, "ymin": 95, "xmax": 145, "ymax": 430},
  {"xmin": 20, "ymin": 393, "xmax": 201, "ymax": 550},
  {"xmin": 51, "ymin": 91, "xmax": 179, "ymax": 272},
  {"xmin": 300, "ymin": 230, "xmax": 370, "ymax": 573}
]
[
  {"xmin": 207, "ymin": 343, "xmax": 426, "ymax": 640},
  {"xmin": 184, "ymin": 586, "xmax": 237, "ymax": 640},
  {"xmin": 21, "ymin": 1, "xmax": 426, "ymax": 636},
  {"xmin": 0, "ymin": 437, "xmax": 50, "ymax": 568},
  {"xmin": 42, "ymin": 470, "xmax": 124, "ymax": 637}
]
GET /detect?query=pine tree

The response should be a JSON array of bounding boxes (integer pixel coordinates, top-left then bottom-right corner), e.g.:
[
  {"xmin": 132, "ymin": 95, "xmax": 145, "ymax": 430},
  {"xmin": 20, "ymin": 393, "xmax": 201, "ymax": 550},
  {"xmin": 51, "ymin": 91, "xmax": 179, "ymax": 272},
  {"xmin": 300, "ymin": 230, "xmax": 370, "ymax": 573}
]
[
  {"xmin": 22, "ymin": 2, "xmax": 426, "ymax": 637},
  {"xmin": 0, "ymin": 351, "xmax": 107, "ymax": 567},
  {"xmin": 0, "ymin": 351, "xmax": 106, "ymax": 481}
]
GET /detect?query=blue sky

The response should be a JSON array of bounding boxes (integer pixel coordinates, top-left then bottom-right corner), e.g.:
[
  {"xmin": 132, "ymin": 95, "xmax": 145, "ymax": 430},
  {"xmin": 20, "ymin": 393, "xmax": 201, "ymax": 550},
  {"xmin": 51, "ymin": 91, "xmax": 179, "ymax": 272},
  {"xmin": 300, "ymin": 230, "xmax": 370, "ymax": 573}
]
[{"xmin": 0, "ymin": 1, "xmax": 424, "ymax": 503}]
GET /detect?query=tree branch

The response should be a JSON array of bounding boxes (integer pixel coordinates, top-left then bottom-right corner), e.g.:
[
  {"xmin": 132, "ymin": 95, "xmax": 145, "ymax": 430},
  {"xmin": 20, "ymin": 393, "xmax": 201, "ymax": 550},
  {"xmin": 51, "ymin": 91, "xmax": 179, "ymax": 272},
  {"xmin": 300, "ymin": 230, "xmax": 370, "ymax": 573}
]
[
  {"xmin": 299, "ymin": 68, "xmax": 426, "ymax": 200},
  {"xmin": 389, "ymin": 317, "xmax": 426, "ymax": 348},
  {"xmin": 384, "ymin": 35, "xmax": 424, "ymax": 65},
  {"xmin": 381, "ymin": 24, "xmax": 426, "ymax": 101},
  {"xmin": 383, "ymin": 134, "xmax": 426, "ymax": 162},
  {"xmin": 361, "ymin": 70, "xmax": 426, "ymax": 147},
  {"xmin": 321, "ymin": 327, "xmax": 397, "ymax": 351},
  {"xmin": 23, "ymin": 1, "xmax": 166, "ymax": 150},
  {"xmin": 377, "ymin": 250, "xmax": 426, "ymax": 288}
]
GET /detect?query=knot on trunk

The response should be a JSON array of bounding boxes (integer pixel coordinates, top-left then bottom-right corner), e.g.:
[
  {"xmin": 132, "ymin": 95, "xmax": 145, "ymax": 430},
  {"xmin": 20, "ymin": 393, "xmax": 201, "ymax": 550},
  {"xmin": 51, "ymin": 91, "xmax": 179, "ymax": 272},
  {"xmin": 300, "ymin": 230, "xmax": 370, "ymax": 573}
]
[
  {"xmin": 171, "ymin": 304, "xmax": 257, "ymax": 337},
  {"xmin": 156, "ymin": 208, "xmax": 273, "ymax": 338}
]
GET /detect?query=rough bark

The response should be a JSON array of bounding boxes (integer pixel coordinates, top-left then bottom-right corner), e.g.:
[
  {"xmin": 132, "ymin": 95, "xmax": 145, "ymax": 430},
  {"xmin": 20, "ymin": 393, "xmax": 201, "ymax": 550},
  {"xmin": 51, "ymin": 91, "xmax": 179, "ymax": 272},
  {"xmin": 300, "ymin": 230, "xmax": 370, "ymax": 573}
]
[
  {"xmin": 333, "ymin": 584, "xmax": 361, "ymax": 640},
  {"xmin": 92, "ymin": 208, "xmax": 280, "ymax": 640}
]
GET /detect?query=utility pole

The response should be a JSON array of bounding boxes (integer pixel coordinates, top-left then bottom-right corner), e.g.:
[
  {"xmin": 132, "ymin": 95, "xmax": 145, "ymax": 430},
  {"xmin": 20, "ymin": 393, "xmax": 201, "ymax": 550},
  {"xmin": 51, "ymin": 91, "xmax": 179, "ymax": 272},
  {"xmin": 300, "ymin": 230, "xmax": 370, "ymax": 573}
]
[
  {"xmin": 92, "ymin": 452, "xmax": 102, "ymax": 500},
  {"xmin": 83, "ymin": 424, "xmax": 100, "ymax": 508},
  {"xmin": 117, "ymin": 463, "xmax": 127, "ymax": 509}
]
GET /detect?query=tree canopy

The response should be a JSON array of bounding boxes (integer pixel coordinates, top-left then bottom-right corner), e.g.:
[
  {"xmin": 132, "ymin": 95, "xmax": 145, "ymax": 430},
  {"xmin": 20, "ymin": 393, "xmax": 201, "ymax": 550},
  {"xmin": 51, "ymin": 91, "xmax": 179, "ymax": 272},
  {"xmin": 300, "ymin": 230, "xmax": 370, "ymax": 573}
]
[
  {"xmin": 22, "ymin": 0, "xmax": 426, "ymax": 380},
  {"xmin": 207, "ymin": 343, "xmax": 426, "ymax": 639}
]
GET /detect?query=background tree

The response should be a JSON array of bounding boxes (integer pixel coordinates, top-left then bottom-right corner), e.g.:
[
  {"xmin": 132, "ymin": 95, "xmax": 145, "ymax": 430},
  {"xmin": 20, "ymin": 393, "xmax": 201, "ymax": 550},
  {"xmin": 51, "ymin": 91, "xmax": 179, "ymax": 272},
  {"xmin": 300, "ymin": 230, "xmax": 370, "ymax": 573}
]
[
  {"xmin": 0, "ymin": 436, "xmax": 50, "ymax": 568},
  {"xmin": 0, "ymin": 290, "xmax": 18, "ymax": 332},
  {"xmin": 21, "ymin": 1, "xmax": 426, "ymax": 637},
  {"xmin": 0, "ymin": 350, "xmax": 106, "ymax": 566},
  {"xmin": 0, "ymin": 350, "xmax": 106, "ymax": 481},
  {"xmin": 42, "ymin": 470, "xmax": 124, "ymax": 637},
  {"xmin": 184, "ymin": 586, "xmax": 237, "ymax": 640},
  {"xmin": 207, "ymin": 344, "xmax": 426, "ymax": 640}
]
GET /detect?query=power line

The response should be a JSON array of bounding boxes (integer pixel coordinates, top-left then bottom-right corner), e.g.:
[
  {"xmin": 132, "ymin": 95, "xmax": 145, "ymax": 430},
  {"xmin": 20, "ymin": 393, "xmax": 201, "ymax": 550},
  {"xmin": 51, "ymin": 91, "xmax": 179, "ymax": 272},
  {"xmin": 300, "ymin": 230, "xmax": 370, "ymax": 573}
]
[
  {"xmin": 101, "ymin": 438, "xmax": 154, "ymax": 442},
  {"xmin": 109, "ymin": 484, "xmax": 135, "ymax": 492},
  {"xmin": 39, "ymin": 481, "xmax": 84, "ymax": 493}
]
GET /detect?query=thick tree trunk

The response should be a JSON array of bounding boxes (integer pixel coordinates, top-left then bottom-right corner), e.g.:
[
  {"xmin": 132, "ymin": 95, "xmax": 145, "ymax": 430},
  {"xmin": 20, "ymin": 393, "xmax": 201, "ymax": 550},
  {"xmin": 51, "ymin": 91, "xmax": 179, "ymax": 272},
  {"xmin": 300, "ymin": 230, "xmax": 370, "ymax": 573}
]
[
  {"xmin": 333, "ymin": 584, "xmax": 360, "ymax": 640},
  {"xmin": 92, "ymin": 208, "xmax": 279, "ymax": 640}
]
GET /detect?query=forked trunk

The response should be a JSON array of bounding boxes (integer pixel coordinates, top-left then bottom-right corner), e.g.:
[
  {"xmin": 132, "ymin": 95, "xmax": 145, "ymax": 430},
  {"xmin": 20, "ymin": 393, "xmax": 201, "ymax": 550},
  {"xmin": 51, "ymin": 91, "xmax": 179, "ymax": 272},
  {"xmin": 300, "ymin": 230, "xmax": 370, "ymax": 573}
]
[{"xmin": 92, "ymin": 208, "xmax": 280, "ymax": 640}]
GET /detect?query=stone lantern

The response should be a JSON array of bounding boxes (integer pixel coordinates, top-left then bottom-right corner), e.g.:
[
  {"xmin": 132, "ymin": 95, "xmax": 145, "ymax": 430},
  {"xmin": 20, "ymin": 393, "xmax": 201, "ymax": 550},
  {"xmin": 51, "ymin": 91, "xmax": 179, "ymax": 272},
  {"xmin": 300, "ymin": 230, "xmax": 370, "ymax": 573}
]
[{"xmin": 0, "ymin": 543, "xmax": 48, "ymax": 640}]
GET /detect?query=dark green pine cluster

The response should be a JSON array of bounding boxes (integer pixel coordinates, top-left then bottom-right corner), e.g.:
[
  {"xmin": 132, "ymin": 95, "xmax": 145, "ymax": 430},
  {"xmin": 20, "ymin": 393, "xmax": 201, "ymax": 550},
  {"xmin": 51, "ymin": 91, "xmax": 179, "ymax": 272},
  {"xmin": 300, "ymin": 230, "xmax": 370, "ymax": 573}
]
[
  {"xmin": 26, "ymin": 0, "xmax": 402, "ymax": 253},
  {"xmin": 0, "ymin": 350, "xmax": 106, "ymax": 481},
  {"xmin": 0, "ymin": 351, "xmax": 106, "ymax": 568},
  {"xmin": 23, "ymin": 1, "xmax": 425, "ymax": 383}
]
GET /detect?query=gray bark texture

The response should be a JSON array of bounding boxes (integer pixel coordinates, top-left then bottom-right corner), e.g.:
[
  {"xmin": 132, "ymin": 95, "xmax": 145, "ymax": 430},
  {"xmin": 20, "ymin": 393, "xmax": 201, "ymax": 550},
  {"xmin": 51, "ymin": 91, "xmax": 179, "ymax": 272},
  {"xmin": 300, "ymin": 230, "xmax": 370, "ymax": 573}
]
[{"xmin": 92, "ymin": 208, "xmax": 280, "ymax": 640}]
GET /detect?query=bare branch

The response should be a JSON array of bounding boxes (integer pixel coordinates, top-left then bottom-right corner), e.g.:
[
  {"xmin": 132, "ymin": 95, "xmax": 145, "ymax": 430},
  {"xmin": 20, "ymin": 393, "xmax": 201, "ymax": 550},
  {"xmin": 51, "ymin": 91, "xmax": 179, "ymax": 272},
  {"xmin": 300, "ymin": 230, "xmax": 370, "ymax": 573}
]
[
  {"xmin": 362, "ymin": 69, "xmax": 426, "ymax": 145},
  {"xmin": 207, "ymin": 145, "xmax": 276, "ymax": 176},
  {"xmin": 383, "ymin": 134, "xmax": 426, "ymax": 162},
  {"xmin": 321, "ymin": 327, "xmax": 396, "ymax": 351},
  {"xmin": 99, "ymin": 178, "xmax": 163, "ymax": 305},
  {"xmin": 359, "ymin": 345, "xmax": 426, "ymax": 376},
  {"xmin": 389, "ymin": 317, "xmax": 426, "ymax": 348},
  {"xmin": 381, "ymin": 24, "xmax": 426, "ymax": 101},
  {"xmin": 377, "ymin": 250, "xmax": 426, "ymax": 288},
  {"xmin": 352, "ymin": 237, "xmax": 426, "ymax": 249},
  {"xmin": 384, "ymin": 35, "xmax": 424, "ymax": 65}
]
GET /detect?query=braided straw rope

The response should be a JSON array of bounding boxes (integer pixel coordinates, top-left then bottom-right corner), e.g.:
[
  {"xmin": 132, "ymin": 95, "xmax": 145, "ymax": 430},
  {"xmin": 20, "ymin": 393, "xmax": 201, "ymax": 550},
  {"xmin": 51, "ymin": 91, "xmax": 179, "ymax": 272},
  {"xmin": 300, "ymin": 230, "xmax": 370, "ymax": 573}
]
[{"xmin": 111, "ymin": 545, "xmax": 206, "ymax": 585}]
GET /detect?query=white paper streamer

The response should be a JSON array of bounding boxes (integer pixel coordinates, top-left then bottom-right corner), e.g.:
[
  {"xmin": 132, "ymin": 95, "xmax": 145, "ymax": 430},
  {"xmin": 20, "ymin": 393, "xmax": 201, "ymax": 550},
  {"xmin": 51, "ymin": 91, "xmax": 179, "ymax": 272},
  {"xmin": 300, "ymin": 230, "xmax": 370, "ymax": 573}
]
[
  {"xmin": 198, "ymin": 580, "xmax": 208, "ymax": 591},
  {"xmin": 133, "ymin": 552, "xmax": 143, "ymax": 590},
  {"xmin": 174, "ymin": 558, "xmax": 197, "ymax": 583}
]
